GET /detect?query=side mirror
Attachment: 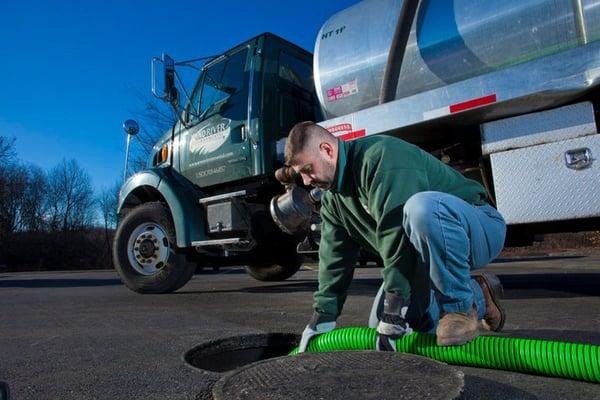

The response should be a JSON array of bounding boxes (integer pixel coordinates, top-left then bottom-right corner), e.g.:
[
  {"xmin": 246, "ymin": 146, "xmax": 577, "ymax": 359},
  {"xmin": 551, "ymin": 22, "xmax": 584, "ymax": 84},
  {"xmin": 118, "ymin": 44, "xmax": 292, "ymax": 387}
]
[
  {"xmin": 151, "ymin": 53, "xmax": 179, "ymax": 106},
  {"xmin": 163, "ymin": 54, "xmax": 179, "ymax": 106}
]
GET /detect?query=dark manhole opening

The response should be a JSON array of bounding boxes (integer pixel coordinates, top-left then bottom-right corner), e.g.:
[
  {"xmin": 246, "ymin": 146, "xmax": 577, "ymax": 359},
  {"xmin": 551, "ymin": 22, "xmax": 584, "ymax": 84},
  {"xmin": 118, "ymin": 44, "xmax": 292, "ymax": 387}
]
[
  {"xmin": 184, "ymin": 333, "xmax": 299, "ymax": 373},
  {"xmin": 0, "ymin": 381, "xmax": 10, "ymax": 400}
]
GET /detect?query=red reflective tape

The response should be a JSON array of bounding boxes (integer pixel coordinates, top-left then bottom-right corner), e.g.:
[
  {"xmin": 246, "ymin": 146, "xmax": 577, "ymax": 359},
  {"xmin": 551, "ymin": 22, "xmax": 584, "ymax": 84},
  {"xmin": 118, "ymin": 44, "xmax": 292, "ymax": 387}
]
[
  {"xmin": 449, "ymin": 94, "xmax": 496, "ymax": 113},
  {"xmin": 327, "ymin": 123, "xmax": 353, "ymax": 133},
  {"xmin": 339, "ymin": 129, "xmax": 366, "ymax": 141}
]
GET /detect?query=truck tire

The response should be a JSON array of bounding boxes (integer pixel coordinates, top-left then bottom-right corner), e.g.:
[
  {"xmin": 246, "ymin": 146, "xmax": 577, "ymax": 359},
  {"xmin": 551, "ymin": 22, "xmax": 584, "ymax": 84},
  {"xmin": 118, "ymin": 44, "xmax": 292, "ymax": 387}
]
[
  {"xmin": 245, "ymin": 243, "xmax": 302, "ymax": 281},
  {"xmin": 113, "ymin": 202, "xmax": 195, "ymax": 293}
]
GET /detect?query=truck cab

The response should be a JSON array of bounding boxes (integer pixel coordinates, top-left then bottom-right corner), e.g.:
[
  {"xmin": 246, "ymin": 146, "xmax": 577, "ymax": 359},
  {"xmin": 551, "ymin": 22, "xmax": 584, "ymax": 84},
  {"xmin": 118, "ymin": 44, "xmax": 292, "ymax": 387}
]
[{"xmin": 114, "ymin": 34, "xmax": 321, "ymax": 293}]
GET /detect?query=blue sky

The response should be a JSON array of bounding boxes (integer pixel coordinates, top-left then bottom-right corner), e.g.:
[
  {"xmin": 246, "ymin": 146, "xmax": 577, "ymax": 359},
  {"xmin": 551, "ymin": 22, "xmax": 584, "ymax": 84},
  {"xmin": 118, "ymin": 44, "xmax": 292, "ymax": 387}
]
[{"xmin": 0, "ymin": 0, "xmax": 358, "ymax": 191}]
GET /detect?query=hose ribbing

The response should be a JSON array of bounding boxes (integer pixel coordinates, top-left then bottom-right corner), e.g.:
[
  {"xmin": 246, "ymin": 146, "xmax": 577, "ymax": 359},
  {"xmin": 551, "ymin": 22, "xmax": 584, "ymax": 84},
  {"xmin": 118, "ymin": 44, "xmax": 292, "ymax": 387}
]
[{"xmin": 289, "ymin": 327, "xmax": 600, "ymax": 383}]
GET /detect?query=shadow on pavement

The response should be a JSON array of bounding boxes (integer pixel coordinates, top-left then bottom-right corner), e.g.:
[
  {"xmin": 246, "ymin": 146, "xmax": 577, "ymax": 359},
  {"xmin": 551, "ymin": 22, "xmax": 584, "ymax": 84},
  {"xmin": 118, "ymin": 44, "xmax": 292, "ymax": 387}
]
[
  {"xmin": 500, "ymin": 273, "xmax": 600, "ymax": 299},
  {"xmin": 493, "ymin": 255, "xmax": 584, "ymax": 263},
  {"xmin": 178, "ymin": 278, "xmax": 382, "ymax": 295},
  {"xmin": 195, "ymin": 267, "xmax": 247, "ymax": 275},
  {"xmin": 177, "ymin": 281, "xmax": 319, "ymax": 295},
  {"xmin": 460, "ymin": 375, "xmax": 538, "ymax": 399},
  {"xmin": 498, "ymin": 329, "xmax": 600, "ymax": 345},
  {"xmin": 0, "ymin": 278, "xmax": 122, "ymax": 288},
  {"xmin": 182, "ymin": 273, "xmax": 600, "ymax": 299}
]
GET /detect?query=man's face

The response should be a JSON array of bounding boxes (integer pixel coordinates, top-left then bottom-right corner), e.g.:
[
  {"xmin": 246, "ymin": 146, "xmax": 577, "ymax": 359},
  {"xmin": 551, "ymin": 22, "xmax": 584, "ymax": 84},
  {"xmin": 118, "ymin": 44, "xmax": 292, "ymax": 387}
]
[{"xmin": 292, "ymin": 142, "xmax": 337, "ymax": 190}]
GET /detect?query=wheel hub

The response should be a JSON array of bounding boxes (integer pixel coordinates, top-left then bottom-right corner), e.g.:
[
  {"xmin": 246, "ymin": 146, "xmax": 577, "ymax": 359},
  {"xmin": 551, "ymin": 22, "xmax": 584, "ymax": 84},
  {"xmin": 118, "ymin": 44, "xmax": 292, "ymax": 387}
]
[
  {"xmin": 127, "ymin": 223, "xmax": 170, "ymax": 276},
  {"xmin": 138, "ymin": 238, "xmax": 157, "ymax": 258}
]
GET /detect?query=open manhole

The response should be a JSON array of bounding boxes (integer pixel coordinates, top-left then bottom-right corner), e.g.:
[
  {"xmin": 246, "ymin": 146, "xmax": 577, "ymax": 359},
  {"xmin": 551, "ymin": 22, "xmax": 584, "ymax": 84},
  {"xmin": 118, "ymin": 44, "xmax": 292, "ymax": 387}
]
[
  {"xmin": 184, "ymin": 333, "xmax": 299, "ymax": 373},
  {"xmin": 185, "ymin": 334, "xmax": 464, "ymax": 400},
  {"xmin": 0, "ymin": 382, "xmax": 9, "ymax": 400}
]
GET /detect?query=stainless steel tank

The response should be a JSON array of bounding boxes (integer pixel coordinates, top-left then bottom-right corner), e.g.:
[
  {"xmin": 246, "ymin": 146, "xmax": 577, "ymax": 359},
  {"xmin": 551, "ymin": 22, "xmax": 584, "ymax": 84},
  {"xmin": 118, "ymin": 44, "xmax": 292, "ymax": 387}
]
[{"xmin": 315, "ymin": 0, "xmax": 600, "ymax": 118}]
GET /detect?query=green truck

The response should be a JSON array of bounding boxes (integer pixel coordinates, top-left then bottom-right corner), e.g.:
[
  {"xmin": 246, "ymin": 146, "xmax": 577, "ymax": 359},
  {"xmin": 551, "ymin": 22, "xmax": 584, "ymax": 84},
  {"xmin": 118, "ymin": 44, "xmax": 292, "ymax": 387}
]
[{"xmin": 114, "ymin": 34, "xmax": 319, "ymax": 293}]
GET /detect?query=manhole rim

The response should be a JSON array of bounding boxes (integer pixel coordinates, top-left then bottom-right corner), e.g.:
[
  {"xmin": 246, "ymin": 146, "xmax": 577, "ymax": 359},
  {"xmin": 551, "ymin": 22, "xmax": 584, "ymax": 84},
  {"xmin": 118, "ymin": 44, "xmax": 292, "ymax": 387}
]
[{"xmin": 182, "ymin": 332, "xmax": 300, "ymax": 373}]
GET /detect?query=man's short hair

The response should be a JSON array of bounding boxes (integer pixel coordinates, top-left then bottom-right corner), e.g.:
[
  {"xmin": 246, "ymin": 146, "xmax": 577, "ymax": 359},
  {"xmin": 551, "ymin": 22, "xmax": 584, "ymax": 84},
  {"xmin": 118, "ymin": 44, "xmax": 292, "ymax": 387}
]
[{"xmin": 284, "ymin": 121, "xmax": 335, "ymax": 165}]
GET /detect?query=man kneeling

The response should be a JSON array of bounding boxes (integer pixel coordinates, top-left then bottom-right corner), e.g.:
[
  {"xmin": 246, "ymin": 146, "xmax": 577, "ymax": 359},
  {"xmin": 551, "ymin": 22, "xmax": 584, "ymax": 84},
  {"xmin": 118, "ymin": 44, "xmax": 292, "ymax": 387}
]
[{"xmin": 279, "ymin": 122, "xmax": 507, "ymax": 351}]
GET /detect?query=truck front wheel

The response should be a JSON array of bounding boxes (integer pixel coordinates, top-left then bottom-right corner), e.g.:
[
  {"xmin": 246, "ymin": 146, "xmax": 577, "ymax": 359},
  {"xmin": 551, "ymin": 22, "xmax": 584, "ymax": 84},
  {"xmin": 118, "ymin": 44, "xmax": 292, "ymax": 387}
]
[
  {"xmin": 245, "ymin": 243, "xmax": 302, "ymax": 281},
  {"xmin": 113, "ymin": 202, "xmax": 195, "ymax": 293}
]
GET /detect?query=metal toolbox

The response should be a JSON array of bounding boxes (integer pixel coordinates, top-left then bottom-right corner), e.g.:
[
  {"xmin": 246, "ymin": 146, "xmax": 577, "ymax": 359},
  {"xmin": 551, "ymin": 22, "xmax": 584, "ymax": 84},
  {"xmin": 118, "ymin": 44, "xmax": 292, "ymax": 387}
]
[
  {"xmin": 481, "ymin": 102, "xmax": 597, "ymax": 155},
  {"xmin": 206, "ymin": 201, "xmax": 246, "ymax": 233},
  {"xmin": 490, "ymin": 134, "xmax": 600, "ymax": 224}
]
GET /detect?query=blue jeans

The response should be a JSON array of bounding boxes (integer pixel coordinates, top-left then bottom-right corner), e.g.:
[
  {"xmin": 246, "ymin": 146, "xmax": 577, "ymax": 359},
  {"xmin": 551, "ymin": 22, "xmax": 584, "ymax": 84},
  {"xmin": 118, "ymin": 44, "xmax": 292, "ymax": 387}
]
[{"xmin": 369, "ymin": 191, "xmax": 506, "ymax": 332}]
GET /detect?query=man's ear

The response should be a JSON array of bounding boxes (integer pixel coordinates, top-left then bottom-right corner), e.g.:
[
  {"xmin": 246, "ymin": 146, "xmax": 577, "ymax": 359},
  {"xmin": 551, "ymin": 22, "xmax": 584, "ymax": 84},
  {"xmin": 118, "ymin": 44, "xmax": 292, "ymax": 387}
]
[{"xmin": 319, "ymin": 141, "xmax": 334, "ymax": 159}]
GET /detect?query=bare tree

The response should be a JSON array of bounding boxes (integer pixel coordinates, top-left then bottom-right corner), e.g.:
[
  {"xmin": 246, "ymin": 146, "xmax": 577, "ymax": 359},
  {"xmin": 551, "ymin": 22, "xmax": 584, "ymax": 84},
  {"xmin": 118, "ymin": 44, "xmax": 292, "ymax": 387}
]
[
  {"xmin": 46, "ymin": 159, "xmax": 95, "ymax": 233},
  {"xmin": 0, "ymin": 137, "xmax": 115, "ymax": 270},
  {"xmin": 0, "ymin": 137, "xmax": 25, "ymax": 264},
  {"xmin": 0, "ymin": 136, "xmax": 16, "ymax": 165},
  {"xmin": 127, "ymin": 89, "xmax": 177, "ymax": 174},
  {"xmin": 97, "ymin": 181, "xmax": 120, "ymax": 230},
  {"xmin": 0, "ymin": 163, "xmax": 28, "ymax": 243},
  {"xmin": 97, "ymin": 181, "xmax": 121, "ymax": 267},
  {"xmin": 19, "ymin": 165, "xmax": 48, "ymax": 233}
]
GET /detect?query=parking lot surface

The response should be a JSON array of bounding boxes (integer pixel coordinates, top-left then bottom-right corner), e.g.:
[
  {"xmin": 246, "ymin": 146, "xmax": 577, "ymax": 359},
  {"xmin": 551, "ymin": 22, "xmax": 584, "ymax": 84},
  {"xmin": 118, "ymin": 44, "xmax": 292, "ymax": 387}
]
[{"xmin": 2, "ymin": 253, "xmax": 600, "ymax": 399}]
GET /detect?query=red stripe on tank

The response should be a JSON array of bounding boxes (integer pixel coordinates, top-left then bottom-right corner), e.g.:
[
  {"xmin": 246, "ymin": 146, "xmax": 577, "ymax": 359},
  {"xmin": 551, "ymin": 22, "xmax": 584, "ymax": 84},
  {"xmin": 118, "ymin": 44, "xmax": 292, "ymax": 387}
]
[
  {"xmin": 339, "ymin": 129, "xmax": 366, "ymax": 141},
  {"xmin": 449, "ymin": 94, "xmax": 497, "ymax": 113}
]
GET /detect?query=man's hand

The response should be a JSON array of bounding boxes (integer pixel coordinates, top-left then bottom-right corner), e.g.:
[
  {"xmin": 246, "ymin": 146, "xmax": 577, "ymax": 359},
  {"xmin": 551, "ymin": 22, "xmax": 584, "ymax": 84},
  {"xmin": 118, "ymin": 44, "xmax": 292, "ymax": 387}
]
[
  {"xmin": 275, "ymin": 166, "xmax": 297, "ymax": 185},
  {"xmin": 376, "ymin": 292, "xmax": 412, "ymax": 351},
  {"xmin": 298, "ymin": 312, "xmax": 337, "ymax": 353}
]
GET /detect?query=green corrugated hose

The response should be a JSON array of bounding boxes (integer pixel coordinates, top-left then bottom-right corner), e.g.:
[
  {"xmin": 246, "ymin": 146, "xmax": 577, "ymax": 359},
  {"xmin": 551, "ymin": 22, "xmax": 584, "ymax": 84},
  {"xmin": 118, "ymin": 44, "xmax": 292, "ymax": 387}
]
[{"xmin": 289, "ymin": 327, "xmax": 600, "ymax": 383}]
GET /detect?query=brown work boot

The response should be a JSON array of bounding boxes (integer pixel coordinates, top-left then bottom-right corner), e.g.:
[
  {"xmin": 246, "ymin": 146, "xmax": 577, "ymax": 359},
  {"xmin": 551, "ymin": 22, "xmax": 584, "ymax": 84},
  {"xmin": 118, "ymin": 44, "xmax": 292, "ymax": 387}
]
[
  {"xmin": 473, "ymin": 273, "xmax": 506, "ymax": 332},
  {"xmin": 436, "ymin": 307, "xmax": 479, "ymax": 346}
]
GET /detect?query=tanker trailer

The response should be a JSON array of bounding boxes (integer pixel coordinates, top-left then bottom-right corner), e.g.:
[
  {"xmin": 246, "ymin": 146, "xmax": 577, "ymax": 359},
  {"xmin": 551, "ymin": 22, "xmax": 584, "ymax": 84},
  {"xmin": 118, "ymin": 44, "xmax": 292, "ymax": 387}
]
[{"xmin": 272, "ymin": 0, "xmax": 600, "ymax": 250}]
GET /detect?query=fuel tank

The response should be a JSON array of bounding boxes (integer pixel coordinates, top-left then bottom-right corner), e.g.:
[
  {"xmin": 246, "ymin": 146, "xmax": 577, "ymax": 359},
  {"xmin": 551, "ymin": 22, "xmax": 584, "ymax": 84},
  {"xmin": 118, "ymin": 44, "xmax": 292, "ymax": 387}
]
[{"xmin": 315, "ymin": 0, "xmax": 600, "ymax": 118}]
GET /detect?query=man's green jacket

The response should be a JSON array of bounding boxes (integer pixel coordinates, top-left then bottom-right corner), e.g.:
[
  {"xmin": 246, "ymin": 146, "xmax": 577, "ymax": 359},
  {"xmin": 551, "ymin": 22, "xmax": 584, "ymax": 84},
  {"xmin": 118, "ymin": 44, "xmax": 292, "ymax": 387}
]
[{"xmin": 314, "ymin": 135, "xmax": 487, "ymax": 316}]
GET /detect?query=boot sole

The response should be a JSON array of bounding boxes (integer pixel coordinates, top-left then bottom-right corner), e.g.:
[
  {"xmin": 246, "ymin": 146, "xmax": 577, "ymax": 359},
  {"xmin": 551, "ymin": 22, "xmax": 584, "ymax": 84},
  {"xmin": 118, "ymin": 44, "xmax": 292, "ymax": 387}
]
[{"xmin": 475, "ymin": 272, "xmax": 506, "ymax": 332}]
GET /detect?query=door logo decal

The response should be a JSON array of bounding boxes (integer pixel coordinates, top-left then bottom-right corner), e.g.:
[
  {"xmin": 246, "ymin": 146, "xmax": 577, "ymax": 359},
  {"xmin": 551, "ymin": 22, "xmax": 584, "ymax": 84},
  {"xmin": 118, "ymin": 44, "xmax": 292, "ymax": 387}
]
[{"xmin": 189, "ymin": 118, "xmax": 231, "ymax": 155}]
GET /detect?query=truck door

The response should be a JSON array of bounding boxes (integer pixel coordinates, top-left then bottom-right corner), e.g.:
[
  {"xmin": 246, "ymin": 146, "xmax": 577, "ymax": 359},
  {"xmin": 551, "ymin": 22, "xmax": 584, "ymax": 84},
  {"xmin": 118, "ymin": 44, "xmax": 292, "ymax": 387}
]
[{"xmin": 179, "ymin": 46, "xmax": 252, "ymax": 187}]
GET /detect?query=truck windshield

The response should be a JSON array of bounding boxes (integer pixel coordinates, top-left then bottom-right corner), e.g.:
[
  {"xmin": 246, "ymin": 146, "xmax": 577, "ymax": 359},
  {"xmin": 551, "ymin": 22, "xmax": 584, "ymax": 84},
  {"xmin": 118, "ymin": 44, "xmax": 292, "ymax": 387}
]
[{"xmin": 187, "ymin": 48, "xmax": 248, "ymax": 125}]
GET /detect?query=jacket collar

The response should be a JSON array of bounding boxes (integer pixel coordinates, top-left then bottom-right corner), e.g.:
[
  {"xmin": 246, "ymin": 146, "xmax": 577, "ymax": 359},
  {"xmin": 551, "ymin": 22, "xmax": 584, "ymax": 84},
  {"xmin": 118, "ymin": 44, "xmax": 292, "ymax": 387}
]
[{"xmin": 330, "ymin": 139, "xmax": 349, "ymax": 194}]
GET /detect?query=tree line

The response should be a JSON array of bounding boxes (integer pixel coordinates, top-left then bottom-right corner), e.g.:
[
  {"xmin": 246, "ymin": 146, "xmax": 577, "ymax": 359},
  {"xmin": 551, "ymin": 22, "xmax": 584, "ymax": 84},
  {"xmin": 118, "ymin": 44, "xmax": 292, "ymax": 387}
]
[
  {"xmin": 0, "ymin": 136, "xmax": 120, "ymax": 271},
  {"xmin": 0, "ymin": 94, "xmax": 176, "ymax": 272}
]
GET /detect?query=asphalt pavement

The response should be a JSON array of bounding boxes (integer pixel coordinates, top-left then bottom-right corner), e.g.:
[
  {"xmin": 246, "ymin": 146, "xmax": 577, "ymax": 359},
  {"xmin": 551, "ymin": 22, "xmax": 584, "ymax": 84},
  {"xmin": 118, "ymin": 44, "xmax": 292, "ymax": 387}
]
[{"xmin": 1, "ymin": 252, "xmax": 600, "ymax": 399}]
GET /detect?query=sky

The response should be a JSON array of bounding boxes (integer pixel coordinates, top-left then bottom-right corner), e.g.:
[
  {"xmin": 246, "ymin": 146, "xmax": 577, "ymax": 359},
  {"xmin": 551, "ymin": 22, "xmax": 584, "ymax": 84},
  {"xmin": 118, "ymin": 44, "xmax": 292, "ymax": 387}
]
[{"xmin": 0, "ymin": 0, "xmax": 358, "ymax": 191}]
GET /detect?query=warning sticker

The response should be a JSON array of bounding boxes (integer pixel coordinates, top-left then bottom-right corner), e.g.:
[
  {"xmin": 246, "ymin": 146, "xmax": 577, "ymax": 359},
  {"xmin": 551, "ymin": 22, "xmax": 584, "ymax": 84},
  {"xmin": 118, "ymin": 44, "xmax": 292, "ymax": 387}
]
[
  {"xmin": 326, "ymin": 79, "xmax": 358, "ymax": 102},
  {"xmin": 326, "ymin": 123, "xmax": 366, "ymax": 141}
]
